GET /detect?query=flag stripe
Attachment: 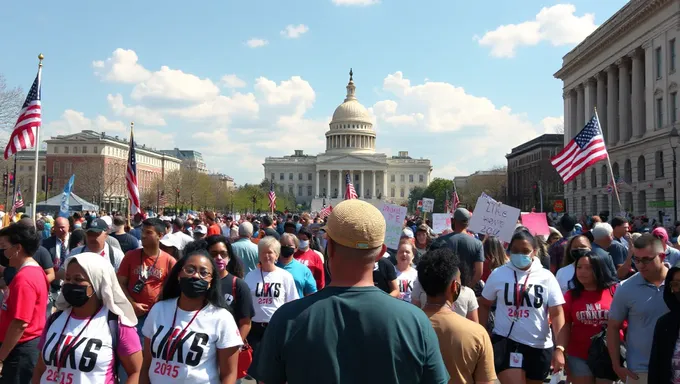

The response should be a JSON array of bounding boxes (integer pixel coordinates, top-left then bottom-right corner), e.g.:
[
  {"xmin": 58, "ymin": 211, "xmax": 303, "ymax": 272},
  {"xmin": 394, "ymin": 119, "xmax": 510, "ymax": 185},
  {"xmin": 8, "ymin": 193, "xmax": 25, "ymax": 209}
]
[
  {"xmin": 550, "ymin": 114, "xmax": 609, "ymax": 184},
  {"xmin": 126, "ymin": 130, "xmax": 141, "ymax": 215},
  {"xmin": 345, "ymin": 174, "xmax": 358, "ymax": 200},
  {"xmin": 4, "ymin": 72, "xmax": 42, "ymax": 160}
]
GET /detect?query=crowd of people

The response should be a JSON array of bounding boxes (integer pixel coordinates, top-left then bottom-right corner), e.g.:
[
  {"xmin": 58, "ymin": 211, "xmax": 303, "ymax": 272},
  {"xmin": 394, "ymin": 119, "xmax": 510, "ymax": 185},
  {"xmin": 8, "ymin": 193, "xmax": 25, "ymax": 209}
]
[{"xmin": 0, "ymin": 202, "xmax": 676, "ymax": 383}]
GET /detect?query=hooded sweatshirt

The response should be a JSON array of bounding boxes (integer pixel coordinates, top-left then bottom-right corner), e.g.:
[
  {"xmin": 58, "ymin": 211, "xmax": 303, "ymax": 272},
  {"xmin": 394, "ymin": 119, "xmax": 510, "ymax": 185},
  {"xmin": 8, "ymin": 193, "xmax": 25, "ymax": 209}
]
[
  {"xmin": 481, "ymin": 257, "xmax": 565, "ymax": 349},
  {"xmin": 648, "ymin": 265, "xmax": 680, "ymax": 383}
]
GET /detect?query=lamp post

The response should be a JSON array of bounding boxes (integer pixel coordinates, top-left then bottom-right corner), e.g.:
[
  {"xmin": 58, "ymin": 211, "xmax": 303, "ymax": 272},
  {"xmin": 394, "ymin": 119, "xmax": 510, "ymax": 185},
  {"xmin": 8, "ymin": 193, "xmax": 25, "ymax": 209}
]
[{"xmin": 669, "ymin": 127, "xmax": 680, "ymax": 223}]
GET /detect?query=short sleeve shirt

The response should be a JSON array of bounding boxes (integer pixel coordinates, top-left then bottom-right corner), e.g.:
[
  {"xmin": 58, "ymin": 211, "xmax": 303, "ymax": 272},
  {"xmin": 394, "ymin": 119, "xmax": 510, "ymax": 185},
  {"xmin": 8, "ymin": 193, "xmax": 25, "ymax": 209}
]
[
  {"xmin": 117, "ymin": 249, "xmax": 176, "ymax": 308},
  {"xmin": 0, "ymin": 265, "xmax": 48, "ymax": 343},
  {"xmin": 244, "ymin": 267, "xmax": 299, "ymax": 323},
  {"xmin": 220, "ymin": 273, "xmax": 255, "ymax": 324},
  {"xmin": 373, "ymin": 258, "xmax": 397, "ymax": 294}
]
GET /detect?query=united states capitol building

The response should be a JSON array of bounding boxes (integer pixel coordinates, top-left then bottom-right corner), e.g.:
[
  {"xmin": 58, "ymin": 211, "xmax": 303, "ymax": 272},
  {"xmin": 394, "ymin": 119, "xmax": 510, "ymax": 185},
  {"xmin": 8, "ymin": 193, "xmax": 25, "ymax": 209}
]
[{"xmin": 263, "ymin": 70, "xmax": 432, "ymax": 210}]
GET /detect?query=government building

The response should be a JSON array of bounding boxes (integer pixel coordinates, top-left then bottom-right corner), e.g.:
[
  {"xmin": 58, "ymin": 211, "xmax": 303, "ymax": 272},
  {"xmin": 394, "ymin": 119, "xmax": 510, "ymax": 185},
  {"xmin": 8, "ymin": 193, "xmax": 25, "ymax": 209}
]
[
  {"xmin": 263, "ymin": 70, "xmax": 432, "ymax": 210},
  {"xmin": 555, "ymin": 0, "xmax": 679, "ymax": 221}
]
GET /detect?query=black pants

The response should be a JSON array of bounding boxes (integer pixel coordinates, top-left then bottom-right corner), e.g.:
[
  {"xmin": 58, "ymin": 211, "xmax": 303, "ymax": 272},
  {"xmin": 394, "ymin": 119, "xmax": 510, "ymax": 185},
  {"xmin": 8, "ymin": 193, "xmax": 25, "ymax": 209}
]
[
  {"xmin": 0, "ymin": 337, "xmax": 39, "ymax": 384},
  {"xmin": 247, "ymin": 322, "xmax": 268, "ymax": 353}
]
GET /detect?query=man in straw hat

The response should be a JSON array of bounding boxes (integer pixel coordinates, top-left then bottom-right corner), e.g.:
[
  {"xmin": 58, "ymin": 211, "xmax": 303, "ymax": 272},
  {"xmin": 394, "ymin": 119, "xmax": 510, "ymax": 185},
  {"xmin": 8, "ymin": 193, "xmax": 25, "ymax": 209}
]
[{"xmin": 248, "ymin": 199, "xmax": 449, "ymax": 384}]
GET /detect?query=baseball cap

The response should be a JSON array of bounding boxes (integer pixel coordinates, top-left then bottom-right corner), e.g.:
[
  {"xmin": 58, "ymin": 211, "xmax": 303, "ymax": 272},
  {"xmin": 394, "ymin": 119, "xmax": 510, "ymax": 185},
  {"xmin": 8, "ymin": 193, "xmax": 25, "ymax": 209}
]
[
  {"xmin": 322, "ymin": 199, "xmax": 385, "ymax": 249},
  {"xmin": 559, "ymin": 214, "xmax": 577, "ymax": 232},
  {"xmin": 101, "ymin": 216, "xmax": 112, "ymax": 228},
  {"xmin": 453, "ymin": 208, "xmax": 471, "ymax": 223},
  {"xmin": 652, "ymin": 227, "xmax": 669, "ymax": 243},
  {"xmin": 160, "ymin": 234, "xmax": 181, "ymax": 250},
  {"xmin": 195, "ymin": 225, "xmax": 208, "ymax": 235},
  {"xmin": 87, "ymin": 218, "xmax": 109, "ymax": 233},
  {"xmin": 401, "ymin": 228, "xmax": 414, "ymax": 239}
]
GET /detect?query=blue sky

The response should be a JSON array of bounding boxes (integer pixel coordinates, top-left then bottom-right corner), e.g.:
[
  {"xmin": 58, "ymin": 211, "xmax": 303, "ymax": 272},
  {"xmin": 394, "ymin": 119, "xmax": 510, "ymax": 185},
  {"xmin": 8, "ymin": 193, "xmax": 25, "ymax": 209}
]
[{"xmin": 1, "ymin": 0, "xmax": 629, "ymax": 184}]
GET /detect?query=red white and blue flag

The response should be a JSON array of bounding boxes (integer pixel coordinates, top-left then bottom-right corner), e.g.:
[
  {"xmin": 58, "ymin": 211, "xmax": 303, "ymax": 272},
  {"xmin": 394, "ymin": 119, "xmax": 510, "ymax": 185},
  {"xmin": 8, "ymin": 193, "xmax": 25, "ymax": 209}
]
[
  {"xmin": 345, "ymin": 174, "xmax": 357, "ymax": 200},
  {"xmin": 4, "ymin": 69, "xmax": 42, "ymax": 159},
  {"xmin": 319, "ymin": 204, "xmax": 333, "ymax": 219},
  {"xmin": 551, "ymin": 115, "xmax": 609, "ymax": 183},
  {"xmin": 268, "ymin": 180, "xmax": 276, "ymax": 211},
  {"xmin": 126, "ymin": 128, "xmax": 141, "ymax": 215},
  {"xmin": 451, "ymin": 182, "xmax": 460, "ymax": 213}
]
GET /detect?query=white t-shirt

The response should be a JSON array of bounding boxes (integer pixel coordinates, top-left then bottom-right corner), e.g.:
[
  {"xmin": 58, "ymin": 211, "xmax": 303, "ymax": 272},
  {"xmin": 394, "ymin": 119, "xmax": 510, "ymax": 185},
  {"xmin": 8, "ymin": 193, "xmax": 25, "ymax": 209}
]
[
  {"xmin": 481, "ymin": 259, "xmax": 565, "ymax": 349},
  {"xmin": 556, "ymin": 263, "xmax": 575, "ymax": 294},
  {"xmin": 142, "ymin": 299, "xmax": 243, "ymax": 384},
  {"xmin": 412, "ymin": 280, "xmax": 478, "ymax": 317},
  {"xmin": 244, "ymin": 267, "xmax": 298, "ymax": 323},
  {"xmin": 395, "ymin": 267, "xmax": 417, "ymax": 303}
]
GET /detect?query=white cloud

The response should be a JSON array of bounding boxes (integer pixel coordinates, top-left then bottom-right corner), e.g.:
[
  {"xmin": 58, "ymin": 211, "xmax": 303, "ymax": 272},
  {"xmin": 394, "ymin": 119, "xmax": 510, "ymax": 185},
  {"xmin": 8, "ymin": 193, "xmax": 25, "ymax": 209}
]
[
  {"xmin": 43, "ymin": 110, "xmax": 127, "ymax": 138},
  {"xmin": 220, "ymin": 74, "xmax": 247, "ymax": 88},
  {"xmin": 280, "ymin": 24, "xmax": 309, "ymax": 39},
  {"xmin": 541, "ymin": 116, "xmax": 564, "ymax": 134},
  {"xmin": 477, "ymin": 4, "xmax": 598, "ymax": 58},
  {"xmin": 254, "ymin": 76, "xmax": 316, "ymax": 116},
  {"xmin": 92, "ymin": 48, "xmax": 151, "ymax": 83},
  {"xmin": 431, "ymin": 162, "xmax": 467, "ymax": 180},
  {"xmin": 332, "ymin": 0, "xmax": 380, "ymax": 6},
  {"xmin": 131, "ymin": 66, "xmax": 220, "ymax": 103},
  {"xmin": 246, "ymin": 38, "xmax": 268, "ymax": 48},
  {"xmin": 167, "ymin": 93, "xmax": 259, "ymax": 121},
  {"xmin": 107, "ymin": 94, "xmax": 167, "ymax": 126}
]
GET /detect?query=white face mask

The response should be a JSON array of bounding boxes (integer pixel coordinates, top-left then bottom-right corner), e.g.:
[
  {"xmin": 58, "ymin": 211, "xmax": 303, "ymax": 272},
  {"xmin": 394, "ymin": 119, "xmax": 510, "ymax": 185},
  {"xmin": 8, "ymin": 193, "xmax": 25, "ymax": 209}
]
[{"xmin": 299, "ymin": 240, "xmax": 309, "ymax": 249}]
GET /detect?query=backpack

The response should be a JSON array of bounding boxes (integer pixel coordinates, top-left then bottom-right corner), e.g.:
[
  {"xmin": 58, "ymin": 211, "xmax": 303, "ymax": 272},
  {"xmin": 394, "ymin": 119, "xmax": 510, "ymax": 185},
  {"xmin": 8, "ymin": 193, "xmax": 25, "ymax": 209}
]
[
  {"xmin": 47, "ymin": 310, "xmax": 121, "ymax": 383},
  {"xmin": 586, "ymin": 285, "xmax": 626, "ymax": 381},
  {"xmin": 80, "ymin": 244, "xmax": 116, "ymax": 268}
]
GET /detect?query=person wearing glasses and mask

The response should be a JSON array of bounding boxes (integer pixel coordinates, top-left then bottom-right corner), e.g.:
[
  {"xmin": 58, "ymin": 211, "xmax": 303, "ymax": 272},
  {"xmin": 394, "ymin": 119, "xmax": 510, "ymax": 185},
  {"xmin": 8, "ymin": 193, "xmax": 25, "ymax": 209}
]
[{"xmin": 140, "ymin": 250, "xmax": 243, "ymax": 384}]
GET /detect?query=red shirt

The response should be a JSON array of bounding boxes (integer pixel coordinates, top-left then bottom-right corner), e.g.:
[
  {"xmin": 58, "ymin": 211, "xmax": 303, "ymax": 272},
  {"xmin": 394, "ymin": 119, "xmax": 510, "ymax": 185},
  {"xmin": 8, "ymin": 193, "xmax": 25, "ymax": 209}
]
[
  {"xmin": 207, "ymin": 223, "xmax": 221, "ymax": 236},
  {"xmin": 0, "ymin": 265, "xmax": 48, "ymax": 343},
  {"xmin": 118, "ymin": 249, "xmax": 177, "ymax": 308},
  {"xmin": 563, "ymin": 287, "xmax": 621, "ymax": 359},
  {"xmin": 294, "ymin": 249, "xmax": 325, "ymax": 290}
]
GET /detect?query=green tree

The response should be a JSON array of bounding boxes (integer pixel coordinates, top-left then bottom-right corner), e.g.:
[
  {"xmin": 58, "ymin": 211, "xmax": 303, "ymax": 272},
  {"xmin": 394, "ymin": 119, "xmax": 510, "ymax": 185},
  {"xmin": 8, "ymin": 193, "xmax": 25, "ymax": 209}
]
[
  {"xmin": 422, "ymin": 178, "xmax": 454, "ymax": 213},
  {"xmin": 407, "ymin": 186, "xmax": 426, "ymax": 213}
]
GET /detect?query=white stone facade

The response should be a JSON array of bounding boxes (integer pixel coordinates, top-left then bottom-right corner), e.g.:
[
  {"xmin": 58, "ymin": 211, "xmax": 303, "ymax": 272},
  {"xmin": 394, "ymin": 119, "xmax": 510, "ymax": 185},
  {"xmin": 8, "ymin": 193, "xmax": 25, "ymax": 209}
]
[
  {"xmin": 263, "ymin": 70, "xmax": 432, "ymax": 209},
  {"xmin": 554, "ymin": 0, "xmax": 679, "ymax": 219}
]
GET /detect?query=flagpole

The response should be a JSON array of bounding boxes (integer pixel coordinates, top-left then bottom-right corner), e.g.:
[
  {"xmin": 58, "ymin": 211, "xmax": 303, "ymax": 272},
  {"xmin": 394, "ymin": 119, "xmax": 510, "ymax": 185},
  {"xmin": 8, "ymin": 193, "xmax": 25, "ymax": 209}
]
[
  {"xmin": 30, "ymin": 54, "xmax": 43, "ymax": 222},
  {"xmin": 595, "ymin": 107, "xmax": 622, "ymax": 211}
]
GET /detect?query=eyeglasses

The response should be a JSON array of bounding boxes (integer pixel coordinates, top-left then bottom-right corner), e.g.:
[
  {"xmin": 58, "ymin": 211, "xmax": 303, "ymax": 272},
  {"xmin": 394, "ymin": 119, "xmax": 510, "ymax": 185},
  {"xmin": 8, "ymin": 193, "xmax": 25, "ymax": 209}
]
[
  {"xmin": 210, "ymin": 250, "xmax": 229, "ymax": 258},
  {"xmin": 181, "ymin": 265, "xmax": 213, "ymax": 279},
  {"xmin": 632, "ymin": 255, "xmax": 658, "ymax": 265}
]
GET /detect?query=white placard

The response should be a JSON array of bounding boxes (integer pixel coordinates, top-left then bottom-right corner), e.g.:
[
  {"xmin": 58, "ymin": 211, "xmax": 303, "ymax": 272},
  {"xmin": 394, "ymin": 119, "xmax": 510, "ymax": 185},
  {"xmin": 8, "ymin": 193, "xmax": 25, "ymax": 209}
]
[
  {"xmin": 432, "ymin": 213, "xmax": 452, "ymax": 234},
  {"xmin": 381, "ymin": 203, "xmax": 408, "ymax": 250},
  {"xmin": 422, "ymin": 198, "xmax": 434, "ymax": 213},
  {"xmin": 468, "ymin": 195, "xmax": 521, "ymax": 243}
]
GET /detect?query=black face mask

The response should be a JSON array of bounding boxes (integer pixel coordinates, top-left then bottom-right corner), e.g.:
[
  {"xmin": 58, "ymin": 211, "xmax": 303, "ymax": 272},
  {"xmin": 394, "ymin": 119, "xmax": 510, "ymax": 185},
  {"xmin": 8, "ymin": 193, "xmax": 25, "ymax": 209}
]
[
  {"xmin": 179, "ymin": 277, "xmax": 209, "ymax": 298},
  {"xmin": 570, "ymin": 248, "xmax": 590, "ymax": 260},
  {"xmin": 280, "ymin": 246, "xmax": 295, "ymax": 258},
  {"xmin": 62, "ymin": 283, "xmax": 93, "ymax": 307},
  {"xmin": 3, "ymin": 267, "xmax": 17, "ymax": 286}
]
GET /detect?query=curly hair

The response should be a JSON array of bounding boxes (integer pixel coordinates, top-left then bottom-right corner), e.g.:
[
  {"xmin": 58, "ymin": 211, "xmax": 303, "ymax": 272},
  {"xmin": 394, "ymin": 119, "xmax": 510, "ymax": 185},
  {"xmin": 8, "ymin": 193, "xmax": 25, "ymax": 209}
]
[{"xmin": 416, "ymin": 248, "xmax": 460, "ymax": 297}]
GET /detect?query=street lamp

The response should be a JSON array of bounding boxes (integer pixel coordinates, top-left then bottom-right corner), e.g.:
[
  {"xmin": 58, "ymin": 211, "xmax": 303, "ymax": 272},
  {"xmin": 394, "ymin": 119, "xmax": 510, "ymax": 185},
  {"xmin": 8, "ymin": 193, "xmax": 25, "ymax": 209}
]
[{"xmin": 669, "ymin": 127, "xmax": 680, "ymax": 223}]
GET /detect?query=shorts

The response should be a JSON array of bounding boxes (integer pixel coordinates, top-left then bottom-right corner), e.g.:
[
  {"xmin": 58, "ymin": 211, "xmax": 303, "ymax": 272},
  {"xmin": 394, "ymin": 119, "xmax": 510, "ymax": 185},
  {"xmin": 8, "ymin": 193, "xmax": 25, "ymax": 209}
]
[
  {"xmin": 491, "ymin": 335, "xmax": 552, "ymax": 381},
  {"xmin": 566, "ymin": 355, "xmax": 592, "ymax": 377}
]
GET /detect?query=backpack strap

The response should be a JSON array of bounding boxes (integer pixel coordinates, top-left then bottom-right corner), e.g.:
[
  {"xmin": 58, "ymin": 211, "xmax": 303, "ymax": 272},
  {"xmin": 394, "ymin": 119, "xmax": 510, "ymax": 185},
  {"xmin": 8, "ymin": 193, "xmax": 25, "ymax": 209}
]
[
  {"xmin": 47, "ymin": 310, "xmax": 64, "ymax": 329},
  {"xmin": 107, "ymin": 310, "xmax": 120, "ymax": 383},
  {"xmin": 108, "ymin": 244, "xmax": 115, "ymax": 268}
]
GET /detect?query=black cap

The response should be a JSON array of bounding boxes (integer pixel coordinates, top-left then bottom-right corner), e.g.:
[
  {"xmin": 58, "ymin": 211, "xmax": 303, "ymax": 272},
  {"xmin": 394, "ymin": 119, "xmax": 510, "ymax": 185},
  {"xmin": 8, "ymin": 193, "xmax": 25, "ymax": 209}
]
[
  {"xmin": 559, "ymin": 214, "xmax": 576, "ymax": 232},
  {"xmin": 87, "ymin": 218, "xmax": 109, "ymax": 233}
]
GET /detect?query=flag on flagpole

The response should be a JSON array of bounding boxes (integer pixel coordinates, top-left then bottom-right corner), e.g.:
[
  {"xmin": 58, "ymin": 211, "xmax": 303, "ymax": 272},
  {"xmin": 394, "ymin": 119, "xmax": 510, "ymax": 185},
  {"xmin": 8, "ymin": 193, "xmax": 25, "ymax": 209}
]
[
  {"xmin": 445, "ymin": 191, "xmax": 450, "ymax": 214},
  {"xmin": 10, "ymin": 186, "xmax": 23, "ymax": 217},
  {"xmin": 126, "ymin": 125, "xmax": 141, "ymax": 215},
  {"xmin": 606, "ymin": 177, "xmax": 625, "ymax": 195},
  {"xmin": 4, "ymin": 68, "xmax": 42, "ymax": 160},
  {"xmin": 451, "ymin": 182, "xmax": 460, "ymax": 213},
  {"xmin": 319, "ymin": 204, "xmax": 333, "ymax": 219},
  {"xmin": 551, "ymin": 114, "xmax": 608, "ymax": 183},
  {"xmin": 268, "ymin": 180, "xmax": 277, "ymax": 211},
  {"xmin": 345, "ymin": 174, "xmax": 358, "ymax": 200},
  {"xmin": 158, "ymin": 190, "xmax": 167, "ymax": 207}
]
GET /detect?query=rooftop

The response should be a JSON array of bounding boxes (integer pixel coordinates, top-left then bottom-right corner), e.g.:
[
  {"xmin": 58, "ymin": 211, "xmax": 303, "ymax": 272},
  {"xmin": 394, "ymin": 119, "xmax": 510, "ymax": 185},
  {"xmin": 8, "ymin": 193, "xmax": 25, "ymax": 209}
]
[
  {"xmin": 48, "ymin": 130, "xmax": 180, "ymax": 160},
  {"xmin": 506, "ymin": 134, "xmax": 564, "ymax": 158}
]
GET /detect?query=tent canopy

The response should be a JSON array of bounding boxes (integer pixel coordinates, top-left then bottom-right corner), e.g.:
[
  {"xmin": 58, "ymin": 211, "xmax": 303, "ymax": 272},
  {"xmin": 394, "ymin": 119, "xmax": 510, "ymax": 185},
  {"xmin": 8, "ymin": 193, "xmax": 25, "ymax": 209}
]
[{"xmin": 34, "ymin": 192, "xmax": 99, "ymax": 214}]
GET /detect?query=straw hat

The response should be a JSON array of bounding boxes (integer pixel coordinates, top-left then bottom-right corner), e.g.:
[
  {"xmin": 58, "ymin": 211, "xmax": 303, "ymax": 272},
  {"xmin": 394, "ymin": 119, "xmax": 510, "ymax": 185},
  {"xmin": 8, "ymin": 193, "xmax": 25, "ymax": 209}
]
[{"xmin": 323, "ymin": 200, "xmax": 385, "ymax": 249}]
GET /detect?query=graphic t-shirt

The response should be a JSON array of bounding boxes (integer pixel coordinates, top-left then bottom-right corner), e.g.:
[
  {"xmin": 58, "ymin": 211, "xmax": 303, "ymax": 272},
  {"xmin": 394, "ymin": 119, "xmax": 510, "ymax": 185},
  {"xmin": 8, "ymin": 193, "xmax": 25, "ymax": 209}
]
[
  {"xmin": 293, "ymin": 249, "xmax": 325, "ymax": 290},
  {"xmin": 481, "ymin": 260, "xmax": 565, "ymax": 348},
  {"xmin": 563, "ymin": 287, "xmax": 616, "ymax": 359},
  {"xmin": 395, "ymin": 267, "xmax": 417, "ymax": 302},
  {"xmin": 373, "ymin": 258, "xmax": 397, "ymax": 294},
  {"xmin": 0, "ymin": 265, "xmax": 48, "ymax": 343},
  {"xmin": 142, "ymin": 299, "xmax": 243, "ymax": 384},
  {"xmin": 117, "ymin": 249, "xmax": 176, "ymax": 309},
  {"xmin": 38, "ymin": 308, "xmax": 141, "ymax": 384},
  {"xmin": 220, "ymin": 273, "xmax": 255, "ymax": 324},
  {"xmin": 672, "ymin": 333, "xmax": 680, "ymax": 383},
  {"xmin": 244, "ymin": 267, "xmax": 298, "ymax": 323}
]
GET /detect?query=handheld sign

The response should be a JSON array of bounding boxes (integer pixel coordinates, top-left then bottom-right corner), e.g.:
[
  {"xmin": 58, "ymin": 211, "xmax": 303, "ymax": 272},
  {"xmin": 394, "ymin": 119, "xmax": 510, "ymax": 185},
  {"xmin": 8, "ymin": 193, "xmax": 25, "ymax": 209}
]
[
  {"xmin": 381, "ymin": 203, "xmax": 407, "ymax": 250},
  {"xmin": 432, "ymin": 213, "xmax": 452, "ymax": 234},
  {"xmin": 422, "ymin": 198, "xmax": 434, "ymax": 213},
  {"xmin": 468, "ymin": 195, "xmax": 520, "ymax": 243},
  {"xmin": 520, "ymin": 212, "xmax": 550, "ymax": 236}
]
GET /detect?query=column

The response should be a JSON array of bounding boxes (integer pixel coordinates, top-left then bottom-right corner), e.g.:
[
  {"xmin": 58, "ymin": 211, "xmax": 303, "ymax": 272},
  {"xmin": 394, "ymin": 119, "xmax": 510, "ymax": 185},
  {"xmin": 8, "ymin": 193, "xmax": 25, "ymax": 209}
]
[
  {"xmin": 372, "ymin": 170, "xmax": 376, "ymax": 198},
  {"xmin": 576, "ymin": 85, "xmax": 585, "ymax": 129},
  {"xmin": 631, "ymin": 49, "xmax": 645, "ymax": 138},
  {"xmin": 316, "ymin": 170, "xmax": 320, "ymax": 197},
  {"xmin": 618, "ymin": 58, "xmax": 631, "ymax": 143},
  {"xmin": 337, "ymin": 171, "xmax": 342, "ymax": 198},
  {"xmin": 569, "ymin": 90, "xmax": 577, "ymax": 139},
  {"xmin": 596, "ymin": 72, "xmax": 607, "ymax": 141},
  {"xmin": 327, "ymin": 170, "xmax": 331, "ymax": 198},
  {"xmin": 644, "ymin": 42, "xmax": 654, "ymax": 135},
  {"xmin": 382, "ymin": 171, "xmax": 387, "ymax": 199},
  {"xmin": 360, "ymin": 170, "xmax": 365, "ymax": 198},
  {"xmin": 563, "ymin": 91, "xmax": 572, "ymax": 140},
  {"xmin": 584, "ymin": 78, "xmax": 596, "ymax": 120},
  {"xmin": 607, "ymin": 64, "xmax": 619, "ymax": 145}
]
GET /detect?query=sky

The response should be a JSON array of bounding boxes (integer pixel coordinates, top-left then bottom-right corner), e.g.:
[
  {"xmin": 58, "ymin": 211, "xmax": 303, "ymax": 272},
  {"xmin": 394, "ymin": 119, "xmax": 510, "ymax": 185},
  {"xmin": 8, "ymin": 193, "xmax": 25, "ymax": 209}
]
[{"xmin": 1, "ymin": 0, "xmax": 629, "ymax": 185}]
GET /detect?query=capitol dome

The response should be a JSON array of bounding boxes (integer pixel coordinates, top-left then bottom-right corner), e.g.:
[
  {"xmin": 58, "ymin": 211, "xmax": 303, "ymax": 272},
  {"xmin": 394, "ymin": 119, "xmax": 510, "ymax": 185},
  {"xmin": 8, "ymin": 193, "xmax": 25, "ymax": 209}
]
[{"xmin": 325, "ymin": 69, "xmax": 376, "ymax": 154}]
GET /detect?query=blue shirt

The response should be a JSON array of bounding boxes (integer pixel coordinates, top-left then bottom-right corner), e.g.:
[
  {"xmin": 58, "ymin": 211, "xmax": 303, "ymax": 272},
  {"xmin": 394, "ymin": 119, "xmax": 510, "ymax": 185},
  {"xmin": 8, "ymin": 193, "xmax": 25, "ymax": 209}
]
[
  {"xmin": 666, "ymin": 247, "xmax": 680, "ymax": 267},
  {"xmin": 276, "ymin": 258, "xmax": 317, "ymax": 298},
  {"xmin": 231, "ymin": 238, "xmax": 260, "ymax": 274},
  {"xmin": 609, "ymin": 272, "xmax": 669, "ymax": 372}
]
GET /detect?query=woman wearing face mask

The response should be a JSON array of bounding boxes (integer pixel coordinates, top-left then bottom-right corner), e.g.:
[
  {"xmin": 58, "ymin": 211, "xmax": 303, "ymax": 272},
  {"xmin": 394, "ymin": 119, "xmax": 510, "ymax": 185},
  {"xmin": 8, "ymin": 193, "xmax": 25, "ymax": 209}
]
[
  {"xmin": 277, "ymin": 234, "xmax": 317, "ymax": 298},
  {"xmin": 32, "ymin": 253, "xmax": 142, "ymax": 383},
  {"xmin": 556, "ymin": 251, "xmax": 620, "ymax": 384},
  {"xmin": 648, "ymin": 263, "xmax": 680, "ymax": 383},
  {"xmin": 140, "ymin": 250, "xmax": 242, "ymax": 384},
  {"xmin": 244, "ymin": 237, "xmax": 298, "ymax": 353},
  {"xmin": 479, "ymin": 230, "xmax": 566, "ymax": 384},
  {"xmin": 556, "ymin": 235, "xmax": 592, "ymax": 294}
]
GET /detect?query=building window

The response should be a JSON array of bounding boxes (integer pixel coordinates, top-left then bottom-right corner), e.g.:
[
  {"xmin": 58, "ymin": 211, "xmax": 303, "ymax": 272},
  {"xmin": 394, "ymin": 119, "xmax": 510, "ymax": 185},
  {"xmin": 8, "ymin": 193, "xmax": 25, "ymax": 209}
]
[
  {"xmin": 657, "ymin": 98, "xmax": 664, "ymax": 129},
  {"xmin": 64, "ymin": 146, "xmax": 69, "ymax": 154},
  {"xmin": 656, "ymin": 47, "xmax": 663, "ymax": 79},
  {"xmin": 288, "ymin": 185, "xmax": 293, "ymax": 195},
  {"xmin": 65, "ymin": 162, "xmax": 72, "ymax": 175},
  {"xmin": 419, "ymin": 174, "xmax": 424, "ymax": 183},
  {"xmin": 298, "ymin": 185, "xmax": 303, "ymax": 196},
  {"xmin": 270, "ymin": 173, "xmax": 275, "ymax": 180},
  {"xmin": 307, "ymin": 186, "xmax": 312, "ymax": 196},
  {"xmin": 400, "ymin": 174, "xmax": 405, "ymax": 182},
  {"xmin": 280, "ymin": 173, "xmax": 284, "ymax": 180},
  {"xmin": 655, "ymin": 150, "xmax": 664, "ymax": 178},
  {"xmin": 19, "ymin": 165, "xmax": 24, "ymax": 171},
  {"xmin": 672, "ymin": 92, "xmax": 678, "ymax": 124},
  {"xmin": 308, "ymin": 173, "xmax": 312, "ymax": 181},
  {"xmin": 289, "ymin": 173, "xmax": 293, "ymax": 180},
  {"xmin": 409, "ymin": 174, "xmax": 414, "ymax": 183},
  {"xmin": 298, "ymin": 173, "xmax": 303, "ymax": 181},
  {"xmin": 400, "ymin": 188, "xmax": 405, "ymax": 198},
  {"xmin": 390, "ymin": 174, "xmax": 395, "ymax": 182},
  {"xmin": 73, "ymin": 146, "xmax": 79, "ymax": 154},
  {"xmin": 53, "ymin": 146, "xmax": 58, "ymax": 154},
  {"xmin": 28, "ymin": 166, "xmax": 32, "ymax": 172},
  {"xmin": 390, "ymin": 188, "xmax": 395, "ymax": 197},
  {"xmin": 93, "ymin": 146, "xmax": 98, "ymax": 154},
  {"xmin": 53, "ymin": 161, "xmax": 60, "ymax": 175},
  {"xmin": 671, "ymin": 39, "xmax": 677, "ymax": 72},
  {"xmin": 82, "ymin": 146, "xmax": 87, "ymax": 154}
]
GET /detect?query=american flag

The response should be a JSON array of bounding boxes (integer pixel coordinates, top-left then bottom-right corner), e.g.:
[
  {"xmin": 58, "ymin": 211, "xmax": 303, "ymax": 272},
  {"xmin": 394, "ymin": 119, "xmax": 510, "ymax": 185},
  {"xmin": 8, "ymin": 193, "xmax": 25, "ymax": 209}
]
[
  {"xmin": 10, "ymin": 186, "xmax": 23, "ymax": 216},
  {"xmin": 551, "ymin": 115, "xmax": 608, "ymax": 184},
  {"xmin": 268, "ymin": 180, "xmax": 276, "ymax": 211},
  {"xmin": 4, "ymin": 69, "xmax": 42, "ymax": 159},
  {"xmin": 319, "ymin": 204, "xmax": 333, "ymax": 219},
  {"xmin": 345, "ymin": 174, "xmax": 358, "ymax": 200},
  {"xmin": 126, "ymin": 127, "xmax": 141, "ymax": 215},
  {"xmin": 158, "ymin": 190, "xmax": 167, "ymax": 207},
  {"xmin": 606, "ymin": 177, "xmax": 624, "ymax": 195},
  {"xmin": 451, "ymin": 182, "xmax": 460, "ymax": 213}
]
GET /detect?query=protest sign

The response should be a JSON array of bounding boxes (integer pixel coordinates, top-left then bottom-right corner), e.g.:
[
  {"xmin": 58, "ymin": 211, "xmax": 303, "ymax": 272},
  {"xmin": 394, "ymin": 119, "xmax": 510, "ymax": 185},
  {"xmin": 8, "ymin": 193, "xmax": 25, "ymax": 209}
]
[
  {"xmin": 468, "ymin": 195, "xmax": 520, "ymax": 243},
  {"xmin": 422, "ymin": 198, "xmax": 434, "ymax": 213},
  {"xmin": 381, "ymin": 203, "xmax": 408, "ymax": 249},
  {"xmin": 432, "ymin": 213, "xmax": 452, "ymax": 234},
  {"xmin": 520, "ymin": 212, "xmax": 550, "ymax": 236}
]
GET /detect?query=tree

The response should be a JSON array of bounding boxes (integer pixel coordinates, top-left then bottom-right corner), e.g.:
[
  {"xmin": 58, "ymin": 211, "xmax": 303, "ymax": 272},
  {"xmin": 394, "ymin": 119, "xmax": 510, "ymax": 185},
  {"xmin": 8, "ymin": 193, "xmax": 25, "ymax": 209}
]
[
  {"xmin": 407, "ymin": 186, "xmax": 426, "ymax": 213},
  {"xmin": 0, "ymin": 75, "xmax": 22, "ymax": 132},
  {"xmin": 457, "ymin": 166, "xmax": 507, "ymax": 211},
  {"xmin": 421, "ymin": 179, "xmax": 454, "ymax": 213},
  {"xmin": 72, "ymin": 162, "xmax": 106, "ymax": 206}
]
